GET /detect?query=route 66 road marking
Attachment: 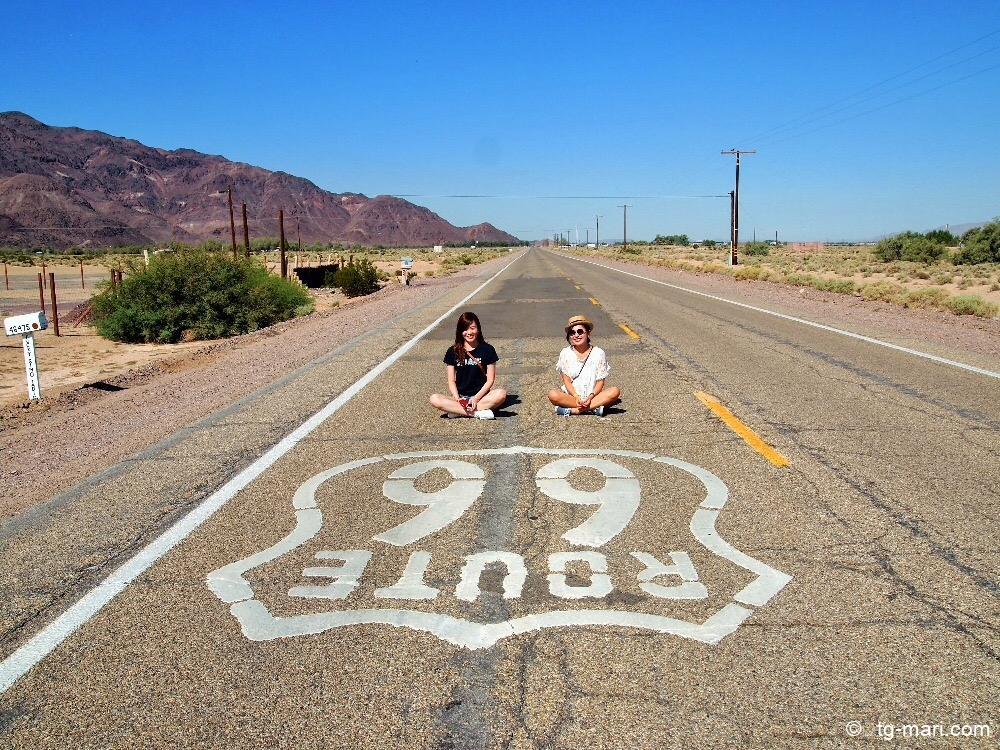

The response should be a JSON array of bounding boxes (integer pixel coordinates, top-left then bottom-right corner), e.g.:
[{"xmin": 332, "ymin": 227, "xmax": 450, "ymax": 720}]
[{"xmin": 207, "ymin": 446, "xmax": 791, "ymax": 649}]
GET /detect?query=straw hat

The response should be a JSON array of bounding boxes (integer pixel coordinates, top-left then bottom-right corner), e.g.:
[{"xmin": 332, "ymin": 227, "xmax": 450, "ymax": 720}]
[{"xmin": 565, "ymin": 314, "xmax": 593, "ymax": 331}]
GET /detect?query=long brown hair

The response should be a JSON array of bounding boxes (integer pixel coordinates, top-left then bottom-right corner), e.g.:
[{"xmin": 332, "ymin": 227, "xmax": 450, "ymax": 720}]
[{"xmin": 453, "ymin": 311, "xmax": 484, "ymax": 364}]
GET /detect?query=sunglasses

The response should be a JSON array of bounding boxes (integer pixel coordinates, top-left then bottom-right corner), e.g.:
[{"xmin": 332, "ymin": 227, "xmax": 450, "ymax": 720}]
[{"xmin": 569, "ymin": 327, "xmax": 589, "ymax": 335}]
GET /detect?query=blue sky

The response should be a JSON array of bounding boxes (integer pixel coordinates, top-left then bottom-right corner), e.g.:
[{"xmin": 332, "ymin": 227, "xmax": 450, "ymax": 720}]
[{"xmin": 4, "ymin": 1, "xmax": 999, "ymax": 241}]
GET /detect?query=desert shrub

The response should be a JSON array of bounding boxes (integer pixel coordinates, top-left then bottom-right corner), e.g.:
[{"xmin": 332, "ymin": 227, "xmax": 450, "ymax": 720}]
[
  {"xmin": 874, "ymin": 232, "xmax": 946, "ymax": 263},
  {"xmin": 953, "ymin": 222, "xmax": 1000, "ymax": 264},
  {"xmin": 331, "ymin": 258, "xmax": 381, "ymax": 297},
  {"xmin": 742, "ymin": 242, "xmax": 770, "ymax": 256},
  {"xmin": 733, "ymin": 266, "xmax": 764, "ymax": 280},
  {"xmin": 944, "ymin": 294, "xmax": 998, "ymax": 317},
  {"xmin": 621, "ymin": 246, "xmax": 641, "ymax": 254},
  {"xmin": 652, "ymin": 234, "xmax": 689, "ymax": 246},
  {"xmin": 783, "ymin": 273, "xmax": 813, "ymax": 287},
  {"xmin": 901, "ymin": 288, "xmax": 950, "ymax": 309},
  {"xmin": 859, "ymin": 281, "xmax": 907, "ymax": 303},
  {"xmin": 924, "ymin": 229, "xmax": 956, "ymax": 245},
  {"xmin": 91, "ymin": 251, "xmax": 311, "ymax": 343},
  {"xmin": 812, "ymin": 278, "xmax": 858, "ymax": 294}
]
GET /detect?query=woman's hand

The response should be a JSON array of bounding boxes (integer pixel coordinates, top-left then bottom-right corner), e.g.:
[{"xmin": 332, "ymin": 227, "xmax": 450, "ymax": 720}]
[
  {"xmin": 577, "ymin": 395, "xmax": 592, "ymax": 410},
  {"xmin": 466, "ymin": 397, "xmax": 478, "ymax": 413}
]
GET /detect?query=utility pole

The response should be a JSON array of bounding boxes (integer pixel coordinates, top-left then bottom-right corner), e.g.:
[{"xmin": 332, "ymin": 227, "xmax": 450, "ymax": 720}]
[
  {"xmin": 242, "ymin": 203, "xmax": 251, "ymax": 258},
  {"xmin": 228, "ymin": 187, "xmax": 237, "ymax": 259},
  {"xmin": 585, "ymin": 228, "xmax": 589, "ymax": 244},
  {"xmin": 729, "ymin": 191, "xmax": 735, "ymax": 261},
  {"xmin": 721, "ymin": 149, "xmax": 755, "ymax": 265},
  {"xmin": 279, "ymin": 209, "xmax": 288, "ymax": 278},
  {"xmin": 595, "ymin": 214, "xmax": 602, "ymax": 247},
  {"xmin": 617, "ymin": 205, "xmax": 632, "ymax": 252}
]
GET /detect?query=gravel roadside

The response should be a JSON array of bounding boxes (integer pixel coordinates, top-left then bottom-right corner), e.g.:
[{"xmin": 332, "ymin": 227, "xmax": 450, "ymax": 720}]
[{"xmin": 0, "ymin": 257, "xmax": 512, "ymax": 522}]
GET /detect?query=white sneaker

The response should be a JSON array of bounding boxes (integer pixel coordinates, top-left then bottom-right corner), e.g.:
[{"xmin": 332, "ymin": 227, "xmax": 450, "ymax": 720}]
[
  {"xmin": 474, "ymin": 409, "xmax": 495, "ymax": 420},
  {"xmin": 594, "ymin": 405, "xmax": 605, "ymax": 416}
]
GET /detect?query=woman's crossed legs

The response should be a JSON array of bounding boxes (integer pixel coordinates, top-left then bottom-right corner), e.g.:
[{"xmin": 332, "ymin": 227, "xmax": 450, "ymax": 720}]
[{"xmin": 430, "ymin": 388, "xmax": 508, "ymax": 417}]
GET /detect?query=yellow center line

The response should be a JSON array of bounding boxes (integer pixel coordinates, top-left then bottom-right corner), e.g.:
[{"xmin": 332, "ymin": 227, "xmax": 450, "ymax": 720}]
[
  {"xmin": 694, "ymin": 391, "xmax": 790, "ymax": 468},
  {"xmin": 618, "ymin": 323, "xmax": 640, "ymax": 341},
  {"xmin": 589, "ymin": 297, "xmax": 601, "ymax": 307}
]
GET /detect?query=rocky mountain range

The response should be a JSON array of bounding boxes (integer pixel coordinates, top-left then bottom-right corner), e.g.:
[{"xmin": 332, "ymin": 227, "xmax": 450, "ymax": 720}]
[{"xmin": 0, "ymin": 112, "xmax": 519, "ymax": 249}]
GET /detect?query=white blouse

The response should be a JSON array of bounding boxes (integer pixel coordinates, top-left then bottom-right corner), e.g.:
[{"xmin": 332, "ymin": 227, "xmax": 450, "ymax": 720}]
[{"xmin": 556, "ymin": 346, "xmax": 611, "ymax": 398}]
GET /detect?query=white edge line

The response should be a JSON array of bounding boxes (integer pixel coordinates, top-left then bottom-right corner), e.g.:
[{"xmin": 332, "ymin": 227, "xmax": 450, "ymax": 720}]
[
  {"xmin": 551, "ymin": 250, "xmax": 1000, "ymax": 380},
  {"xmin": 0, "ymin": 252, "xmax": 526, "ymax": 694}
]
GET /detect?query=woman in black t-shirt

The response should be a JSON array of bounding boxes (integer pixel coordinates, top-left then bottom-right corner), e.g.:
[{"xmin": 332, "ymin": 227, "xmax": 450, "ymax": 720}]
[{"xmin": 429, "ymin": 311, "xmax": 505, "ymax": 419}]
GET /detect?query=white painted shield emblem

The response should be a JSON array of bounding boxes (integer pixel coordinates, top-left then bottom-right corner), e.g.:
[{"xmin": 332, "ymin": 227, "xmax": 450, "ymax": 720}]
[{"xmin": 207, "ymin": 446, "xmax": 791, "ymax": 648}]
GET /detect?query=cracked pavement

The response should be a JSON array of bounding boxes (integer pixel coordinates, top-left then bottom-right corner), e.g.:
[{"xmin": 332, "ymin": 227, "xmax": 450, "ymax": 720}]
[{"xmin": 0, "ymin": 248, "xmax": 996, "ymax": 748}]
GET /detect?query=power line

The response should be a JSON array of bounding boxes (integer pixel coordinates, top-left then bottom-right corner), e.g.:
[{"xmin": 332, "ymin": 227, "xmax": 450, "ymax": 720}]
[
  {"xmin": 763, "ymin": 60, "xmax": 1000, "ymax": 147},
  {"xmin": 742, "ymin": 27, "xmax": 1000, "ymax": 144},
  {"xmin": 753, "ymin": 42, "xmax": 1000, "ymax": 146}
]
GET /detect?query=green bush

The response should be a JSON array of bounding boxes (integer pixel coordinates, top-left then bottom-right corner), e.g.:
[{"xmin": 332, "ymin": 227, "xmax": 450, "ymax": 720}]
[
  {"xmin": 812, "ymin": 278, "xmax": 858, "ymax": 295},
  {"xmin": 91, "ymin": 251, "xmax": 311, "ymax": 343},
  {"xmin": 859, "ymin": 280, "xmax": 907, "ymax": 303},
  {"xmin": 953, "ymin": 222, "xmax": 1000, "ymax": 264},
  {"xmin": 874, "ymin": 232, "xmax": 946, "ymax": 263},
  {"xmin": 331, "ymin": 258, "xmax": 381, "ymax": 297},
  {"xmin": 943, "ymin": 294, "xmax": 998, "ymax": 317},
  {"xmin": 653, "ymin": 234, "xmax": 689, "ymax": 246},
  {"xmin": 924, "ymin": 229, "xmax": 956, "ymax": 245},
  {"xmin": 742, "ymin": 242, "xmax": 771, "ymax": 256}
]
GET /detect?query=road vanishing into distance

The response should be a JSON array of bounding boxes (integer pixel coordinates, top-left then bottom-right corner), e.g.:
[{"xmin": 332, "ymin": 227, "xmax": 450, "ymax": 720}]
[{"xmin": 1, "ymin": 248, "xmax": 997, "ymax": 748}]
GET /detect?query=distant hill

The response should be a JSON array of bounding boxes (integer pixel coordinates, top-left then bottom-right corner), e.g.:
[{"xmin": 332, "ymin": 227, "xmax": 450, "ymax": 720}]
[
  {"xmin": 929, "ymin": 221, "xmax": 992, "ymax": 237},
  {"xmin": 0, "ymin": 112, "xmax": 519, "ymax": 249}
]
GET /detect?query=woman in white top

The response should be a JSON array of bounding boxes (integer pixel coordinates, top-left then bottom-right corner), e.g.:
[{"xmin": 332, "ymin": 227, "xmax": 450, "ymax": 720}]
[{"xmin": 548, "ymin": 314, "xmax": 621, "ymax": 416}]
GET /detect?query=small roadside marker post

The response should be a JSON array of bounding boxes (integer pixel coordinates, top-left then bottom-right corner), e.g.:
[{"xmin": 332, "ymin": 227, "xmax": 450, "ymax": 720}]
[
  {"xmin": 37, "ymin": 273, "xmax": 45, "ymax": 311},
  {"xmin": 5, "ymin": 311, "xmax": 48, "ymax": 401},
  {"xmin": 80, "ymin": 260, "xmax": 85, "ymax": 289},
  {"xmin": 3, "ymin": 262, "xmax": 8, "ymax": 290}
]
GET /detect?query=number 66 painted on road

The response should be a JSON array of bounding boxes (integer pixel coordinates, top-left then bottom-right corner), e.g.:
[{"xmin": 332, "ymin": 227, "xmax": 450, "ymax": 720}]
[{"xmin": 374, "ymin": 457, "xmax": 640, "ymax": 548}]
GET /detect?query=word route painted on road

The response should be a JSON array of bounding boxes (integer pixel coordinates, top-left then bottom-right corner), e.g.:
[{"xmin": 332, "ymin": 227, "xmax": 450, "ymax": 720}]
[{"xmin": 207, "ymin": 447, "xmax": 791, "ymax": 649}]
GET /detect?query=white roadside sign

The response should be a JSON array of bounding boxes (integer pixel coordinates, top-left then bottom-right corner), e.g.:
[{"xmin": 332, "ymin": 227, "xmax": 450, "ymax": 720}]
[{"xmin": 5, "ymin": 311, "xmax": 47, "ymax": 401}]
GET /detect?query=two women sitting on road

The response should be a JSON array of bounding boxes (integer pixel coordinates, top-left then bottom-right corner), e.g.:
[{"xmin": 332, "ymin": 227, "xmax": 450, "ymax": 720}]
[
  {"xmin": 548, "ymin": 314, "xmax": 621, "ymax": 416},
  {"xmin": 429, "ymin": 311, "xmax": 507, "ymax": 420},
  {"xmin": 429, "ymin": 311, "xmax": 621, "ymax": 419}
]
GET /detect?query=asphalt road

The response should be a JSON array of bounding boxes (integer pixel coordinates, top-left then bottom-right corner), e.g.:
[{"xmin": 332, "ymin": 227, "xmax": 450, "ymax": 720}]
[{"xmin": 1, "ymin": 248, "xmax": 997, "ymax": 749}]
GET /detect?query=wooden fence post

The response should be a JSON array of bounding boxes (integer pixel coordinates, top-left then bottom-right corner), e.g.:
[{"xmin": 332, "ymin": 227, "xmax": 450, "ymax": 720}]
[{"xmin": 48, "ymin": 272, "xmax": 60, "ymax": 337}]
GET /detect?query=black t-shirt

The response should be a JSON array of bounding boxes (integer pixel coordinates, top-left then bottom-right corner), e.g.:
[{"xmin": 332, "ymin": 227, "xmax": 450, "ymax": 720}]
[{"xmin": 444, "ymin": 342, "xmax": 499, "ymax": 397}]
